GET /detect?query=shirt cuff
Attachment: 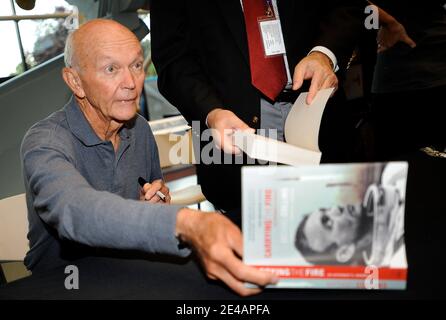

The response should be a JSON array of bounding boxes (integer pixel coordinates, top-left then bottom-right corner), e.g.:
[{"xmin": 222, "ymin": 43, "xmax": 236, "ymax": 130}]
[{"xmin": 309, "ymin": 46, "xmax": 339, "ymax": 72}]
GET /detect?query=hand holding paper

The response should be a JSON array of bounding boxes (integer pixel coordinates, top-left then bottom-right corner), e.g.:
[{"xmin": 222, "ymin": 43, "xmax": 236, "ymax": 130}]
[
  {"xmin": 292, "ymin": 52, "xmax": 338, "ymax": 104},
  {"xmin": 233, "ymin": 88, "xmax": 334, "ymax": 166},
  {"xmin": 207, "ymin": 108, "xmax": 254, "ymax": 154}
]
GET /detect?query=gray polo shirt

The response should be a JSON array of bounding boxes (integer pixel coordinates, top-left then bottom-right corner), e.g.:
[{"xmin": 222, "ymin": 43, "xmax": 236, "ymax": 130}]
[{"xmin": 21, "ymin": 96, "xmax": 189, "ymax": 272}]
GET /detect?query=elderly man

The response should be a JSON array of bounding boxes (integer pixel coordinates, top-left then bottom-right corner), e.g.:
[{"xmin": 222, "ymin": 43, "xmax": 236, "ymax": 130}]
[{"xmin": 21, "ymin": 19, "xmax": 276, "ymax": 296}]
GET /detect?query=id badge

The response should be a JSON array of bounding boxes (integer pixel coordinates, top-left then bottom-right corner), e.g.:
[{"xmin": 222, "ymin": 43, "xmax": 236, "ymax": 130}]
[{"xmin": 259, "ymin": 18, "xmax": 286, "ymax": 57}]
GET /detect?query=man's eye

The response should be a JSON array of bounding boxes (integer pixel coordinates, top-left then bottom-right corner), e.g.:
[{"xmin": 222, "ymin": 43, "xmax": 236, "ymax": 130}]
[
  {"xmin": 378, "ymin": 188, "xmax": 386, "ymax": 205},
  {"xmin": 321, "ymin": 214, "xmax": 333, "ymax": 230},
  {"xmin": 133, "ymin": 62, "xmax": 143, "ymax": 70},
  {"xmin": 105, "ymin": 65, "xmax": 116, "ymax": 73}
]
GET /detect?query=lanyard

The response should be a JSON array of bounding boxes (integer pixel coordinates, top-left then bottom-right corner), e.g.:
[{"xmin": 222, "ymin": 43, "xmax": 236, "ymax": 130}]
[
  {"xmin": 240, "ymin": 0, "xmax": 277, "ymax": 18},
  {"xmin": 265, "ymin": 0, "xmax": 274, "ymax": 17}
]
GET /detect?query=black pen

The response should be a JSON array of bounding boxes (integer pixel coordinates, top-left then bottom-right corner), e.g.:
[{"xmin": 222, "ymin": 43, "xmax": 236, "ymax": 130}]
[{"xmin": 138, "ymin": 176, "xmax": 167, "ymax": 202}]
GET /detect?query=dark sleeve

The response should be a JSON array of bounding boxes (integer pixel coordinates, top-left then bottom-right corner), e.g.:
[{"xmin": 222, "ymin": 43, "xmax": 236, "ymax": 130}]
[
  {"xmin": 372, "ymin": 0, "xmax": 445, "ymax": 12},
  {"xmin": 314, "ymin": 0, "xmax": 365, "ymax": 71},
  {"xmin": 150, "ymin": 0, "xmax": 223, "ymax": 124},
  {"xmin": 371, "ymin": 0, "xmax": 445, "ymax": 22},
  {"xmin": 146, "ymin": 122, "xmax": 163, "ymax": 182}
]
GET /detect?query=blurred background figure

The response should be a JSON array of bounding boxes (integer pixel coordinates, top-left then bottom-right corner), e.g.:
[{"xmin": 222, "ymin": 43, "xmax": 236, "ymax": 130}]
[{"xmin": 369, "ymin": 1, "xmax": 446, "ymax": 160}]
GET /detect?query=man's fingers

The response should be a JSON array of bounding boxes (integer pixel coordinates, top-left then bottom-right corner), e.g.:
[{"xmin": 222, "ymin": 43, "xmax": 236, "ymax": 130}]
[
  {"xmin": 210, "ymin": 112, "xmax": 252, "ymax": 155},
  {"xmin": 187, "ymin": 212, "xmax": 277, "ymax": 296},
  {"xmin": 160, "ymin": 186, "xmax": 171, "ymax": 203},
  {"xmin": 232, "ymin": 117, "xmax": 251, "ymax": 131},
  {"xmin": 221, "ymin": 140, "xmax": 241, "ymax": 155},
  {"xmin": 218, "ymin": 250, "xmax": 278, "ymax": 288},
  {"xmin": 321, "ymin": 74, "xmax": 338, "ymax": 92},
  {"xmin": 230, "ymin": 146, "xmax": 243, "ymax": 155},
  {"xmin": 144, "ymin": 187, "xmax": 158, "ymax": 200},
  {"xmin": 206, "ymin": 249, "xmax": 271, "ymax": 296},
  {"xmin": 231, "ymin": 261, "xmax": 278, "ymax": 288},
  {"xmin": 377, "ymin": 44, "xmax": 388, "ymax": 53},
  {"xmin": 148, "ymin": 194, "xmax": 161, "ymax": 204},
  {"xmin": 144, "ymin": 180, "xmax": 163, "ymax": 200},
  {"xmin": 307, "ymin": 71, "xmax": 324, "ymax": 105},
  {"xmin": 210, "ymin": 266, "xmax": 262, "ymax": 297},
  {"xmin": 142, "ymin": 182, "xmax": 151, "ymax": 194},
  {"xmin": 226, "ymin": 227, "xmax": 243, "ymax": 258},
  {"xmin": 219, "ymin": 129, "xmax": 241, "ymax": 154},
  {"xmin": 402, "ymin": 34, "xmax": 416, "ymax": 48},
  {"xmin": 292, "ymin": 63, "xmax": 305, "ymax": 90},
  {"xmin": 221, "ymin": 128, "xmax": 249, "ymax": 155},
  {"xmin": 293, "ymin": 54, "xmax": 337, "ymax": 104}
]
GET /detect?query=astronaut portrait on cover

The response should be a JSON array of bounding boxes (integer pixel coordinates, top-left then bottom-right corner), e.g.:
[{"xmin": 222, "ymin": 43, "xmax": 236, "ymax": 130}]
[{"xmin": 294, "ymin": 163, "xmax": 407, "ymax": 267}]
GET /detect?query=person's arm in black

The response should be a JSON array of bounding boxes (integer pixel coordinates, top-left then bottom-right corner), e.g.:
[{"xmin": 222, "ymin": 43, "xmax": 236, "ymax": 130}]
[
  {"xmin": 293, "ymin": 0, "xmax": 365, "ymax": 103},
  {"xmin": 368, "ymin": 1, "xmax": 416, "ymax": 52},
  {"xmin": 313, "ymin": 0, "xmax": 365, "ymax": 72},
  {"xmin": 150, "ymin": 0, "xmax": 222, "ymax": 125}
]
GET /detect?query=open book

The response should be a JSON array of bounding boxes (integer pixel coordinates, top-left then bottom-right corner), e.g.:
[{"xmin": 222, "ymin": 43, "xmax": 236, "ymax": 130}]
[{"xmin": 233, "ymin": 88, "xmax": 334, "ymax": 166}]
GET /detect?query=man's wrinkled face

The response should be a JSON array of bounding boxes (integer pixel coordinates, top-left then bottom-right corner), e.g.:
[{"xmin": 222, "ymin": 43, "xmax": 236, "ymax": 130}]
[
  {"xmin": 77, "ymin": 32, "xmax": 145, "ymax": 123},
  {"xmin": 304, "ymin": 204, "xmax": 363, "ymax": 252}
]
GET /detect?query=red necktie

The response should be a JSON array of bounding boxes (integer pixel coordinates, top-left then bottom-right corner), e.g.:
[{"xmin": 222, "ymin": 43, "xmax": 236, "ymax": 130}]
[{"xmin": 242, "ymin": 0, "xmax": 287, "ymax": 101}]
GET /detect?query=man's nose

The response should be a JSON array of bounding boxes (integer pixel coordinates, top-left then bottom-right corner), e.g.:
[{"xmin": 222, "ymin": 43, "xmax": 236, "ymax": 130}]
[{"xmin": 121, "ymin": 68, "xmax": 136, "ymax": 90}]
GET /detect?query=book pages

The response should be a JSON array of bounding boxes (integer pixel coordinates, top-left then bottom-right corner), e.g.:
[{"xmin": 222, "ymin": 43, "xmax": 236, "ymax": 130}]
[
  {"xmin": 284, "ymin": 87, "xmax": 334, "ymax": 152},
  {"xmin": 233, "ymin": 88, "xmax": 334, "ymax": 165},
  {"xmin": 233, "ymin": 131, "xmax": 321, "ymax": 165}
]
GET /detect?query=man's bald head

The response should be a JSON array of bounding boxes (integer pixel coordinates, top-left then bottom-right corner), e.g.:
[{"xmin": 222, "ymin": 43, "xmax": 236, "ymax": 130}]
[
  {"xmin": 64, "ymin": 19, "xmax": 139, "ymax": 70},
  {"xmin": 61, "ymin": 18, "xmax": 145, "ymax": 130}
]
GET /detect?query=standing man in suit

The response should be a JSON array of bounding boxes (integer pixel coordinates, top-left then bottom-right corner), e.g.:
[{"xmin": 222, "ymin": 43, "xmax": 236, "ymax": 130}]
[{"xmin": 151, "ymin": 0, "xmax": 363, "ymax": 224}]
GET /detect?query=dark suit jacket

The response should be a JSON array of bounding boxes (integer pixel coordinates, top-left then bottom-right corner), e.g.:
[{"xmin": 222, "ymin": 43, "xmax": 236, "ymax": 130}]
[
  {"xmin": 372, "ymin": 0, "xmax": 445, "ymax": 25},
  {"xmin": 151, "ymin": 0, "xmax": 363, "ymax": 212},
  {"xmin": 371, "ymin": 0, "xmax": 446, "ymax": 93}
]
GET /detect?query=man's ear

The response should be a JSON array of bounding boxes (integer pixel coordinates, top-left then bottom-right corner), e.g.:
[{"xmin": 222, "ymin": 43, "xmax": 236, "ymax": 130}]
[
  {"xmin": 62, "ymin": 67, "xmax": 85, "ymax": 98},
  {"xmin": 336, "ymin": 244, "xmax": 356, "ymax": 263}
]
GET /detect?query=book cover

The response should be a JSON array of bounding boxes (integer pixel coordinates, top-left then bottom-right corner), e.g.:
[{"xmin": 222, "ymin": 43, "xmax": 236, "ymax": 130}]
[{"xmin": 242, "ymin": 162, "xmax": 408, "ymax": 290}]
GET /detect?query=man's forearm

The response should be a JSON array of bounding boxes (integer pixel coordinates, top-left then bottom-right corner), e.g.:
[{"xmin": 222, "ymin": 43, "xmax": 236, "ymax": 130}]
[
  {"xmin": 151, "ymin": 0, "xmax": 223, "ymax": 124},
  {"xmin": 23, "ymin": 138, "xmax": 189, "ymax": 257}
]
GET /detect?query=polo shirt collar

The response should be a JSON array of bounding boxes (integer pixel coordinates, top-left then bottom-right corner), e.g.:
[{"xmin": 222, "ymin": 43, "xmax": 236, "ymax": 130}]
[{"xmin": 65, "ymin": 96, "xmax": 133, "ymax": 146}]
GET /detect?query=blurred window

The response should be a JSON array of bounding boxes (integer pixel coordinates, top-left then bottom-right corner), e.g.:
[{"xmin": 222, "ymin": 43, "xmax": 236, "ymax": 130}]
[{"xmin": 0, "ymin": 0, "xmax": 80, "ymax": 81}]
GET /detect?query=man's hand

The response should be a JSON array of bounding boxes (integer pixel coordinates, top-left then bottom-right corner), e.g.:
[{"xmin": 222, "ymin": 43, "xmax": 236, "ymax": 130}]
[
  {"xmin": 377, "ymin": 19, "xmax": 416, "ymax": 53},
  {"xmin": 140, "ymin": 179, "xmax": 171, "ymax": 204},
  {"xmin": 292, "ymin": 51, "xmax": 338, "ymax": 105},
  {"xmin": 176, "ymin": 209, "xmax": 278, "ymax": 296},
  {"xmin": 206, "ymin": 108, "xmax": 255, "ymax": 155}
]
